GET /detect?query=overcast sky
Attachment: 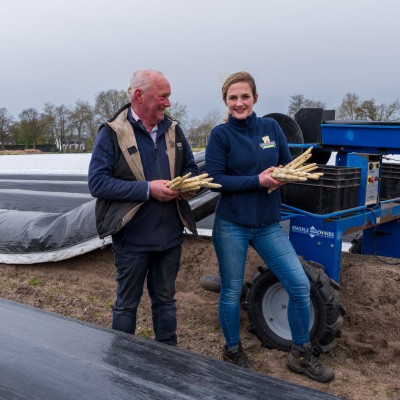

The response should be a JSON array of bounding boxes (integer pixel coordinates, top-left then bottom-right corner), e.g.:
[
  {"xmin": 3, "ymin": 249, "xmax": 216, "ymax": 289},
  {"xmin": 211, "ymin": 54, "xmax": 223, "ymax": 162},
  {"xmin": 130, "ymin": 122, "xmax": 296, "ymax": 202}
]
[{"xmin": 1, "ymin": 0, "xmax": 399, "ymax": 122}]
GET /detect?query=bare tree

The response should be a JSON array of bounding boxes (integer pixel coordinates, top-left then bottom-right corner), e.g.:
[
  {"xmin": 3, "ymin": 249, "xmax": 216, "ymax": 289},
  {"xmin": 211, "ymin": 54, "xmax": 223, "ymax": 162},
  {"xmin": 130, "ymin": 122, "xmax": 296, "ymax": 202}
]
[
  {"xmin": 187, "ymin": 108, "xmax": 223, "ymax": 148},
  {"xmin": 18, "ymin": 108, "xmax": 41, "ymax": 149},
  {"xmin": 166, "ymin": 101, "xmax": 189, "ymax": 131},
  {"xmin": 287, "ymin": 95, "xmax": 306, "ymax": 117},
  {"xmin": 9, "ymin": 121, "xmax": 21, "ymax": 147},
  {"xmin": 42, "ymin": 103, "xmax": 58, "ymax": 150},
  {"xmin": 95, "ymin": 89, "xmax": 128, "ymax": 121},
  {"xmin": 355, "ymin": 98, "xmax": 400, "ymax": 121},
  {"xmin": 356, "ymin": 99, "xmax": 379, "ymax": 121},
  {"xmin": 287, "ymin": 94, "xmax": 326, "ymax": 117},
  {"xmin": 336, "ymin": 92, "xmax": 360, "ymax": 120},
  {"xmin": 0, "ymin": 108, "xmax": 13, "ymax": 150},
  {"xmin": 337, "ymin": 93, "xmax": 400, "ymax": 121},
  {"xmin": 381, "ymin": 99, "xmax": 400, "ymax": 120},
  {"xmin": 186, "ymin": 117, "xmax": 201, "ymax": 148},
  {"xmin": 69, "ymin": 100, "xmax": 94, "ymax": 148},
  {"xmin": 84, "ymin": 106, "xmax": 100, "ymax": 150},
  {"xmin": 50, "ymin": 104, "xmax": 71, "ymax": 152},
  {"xmin": 206, "ymin": 108, "xmax": 224, "ymax": 128},
  {"xmin": 187, "ymin": 121, "xmax": 210, "ymax": 149}
]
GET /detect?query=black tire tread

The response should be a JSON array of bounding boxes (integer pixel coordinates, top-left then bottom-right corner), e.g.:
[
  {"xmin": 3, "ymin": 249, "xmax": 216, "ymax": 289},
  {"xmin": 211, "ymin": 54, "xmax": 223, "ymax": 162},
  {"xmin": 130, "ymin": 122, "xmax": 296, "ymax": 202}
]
[
  {"xmin": 243, "ymin": 260, "xmax": 344, "ymax": 353},
  {"xmin": 199, "ymin": 274, "xmax": 221, "ymax": 294}
]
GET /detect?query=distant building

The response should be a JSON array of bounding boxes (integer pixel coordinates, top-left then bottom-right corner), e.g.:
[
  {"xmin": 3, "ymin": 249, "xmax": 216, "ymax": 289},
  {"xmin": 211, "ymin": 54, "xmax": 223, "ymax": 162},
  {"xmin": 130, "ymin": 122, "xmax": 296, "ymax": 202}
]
[
  {"xmin": 56, "ymin": 137, "xmax": 85, "ymax": 151},
  {"xmin": 0, "ymin": 138, "xmax": 15, "ymax": 146}
]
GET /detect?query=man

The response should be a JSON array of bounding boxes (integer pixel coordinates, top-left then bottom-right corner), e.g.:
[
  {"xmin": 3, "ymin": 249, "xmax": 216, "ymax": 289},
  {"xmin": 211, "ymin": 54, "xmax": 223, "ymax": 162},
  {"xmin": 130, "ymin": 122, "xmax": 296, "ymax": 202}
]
[{"xmin": 88, "ymin": 69, "xmax": 198, "ymax": 346}]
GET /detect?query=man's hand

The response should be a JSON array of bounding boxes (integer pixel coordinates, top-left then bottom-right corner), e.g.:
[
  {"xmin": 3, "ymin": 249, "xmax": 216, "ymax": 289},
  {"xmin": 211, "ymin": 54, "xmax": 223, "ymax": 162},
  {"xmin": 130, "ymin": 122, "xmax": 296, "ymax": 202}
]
[{"xmin": 150, "ymin": 180, "xmax": 180, "ymax": 202}]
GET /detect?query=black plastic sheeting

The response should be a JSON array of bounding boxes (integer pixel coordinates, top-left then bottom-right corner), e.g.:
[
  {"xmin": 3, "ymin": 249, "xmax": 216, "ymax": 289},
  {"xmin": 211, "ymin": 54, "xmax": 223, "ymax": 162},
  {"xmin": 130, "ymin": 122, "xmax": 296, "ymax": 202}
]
[
  {"xmin": 0, "ymin": 298, "xmax": 340, "ymax": 400},
  {"xmin": 0, "ymin": 151, "xmax": 219, "ymax": 261}
]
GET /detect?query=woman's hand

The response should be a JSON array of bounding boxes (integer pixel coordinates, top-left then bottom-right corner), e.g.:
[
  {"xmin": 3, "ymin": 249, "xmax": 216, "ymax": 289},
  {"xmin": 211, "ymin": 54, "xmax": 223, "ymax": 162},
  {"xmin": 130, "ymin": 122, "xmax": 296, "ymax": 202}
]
[{"xmin": 259, "ymin": 167, "xmax": 285, "ymax": 191}]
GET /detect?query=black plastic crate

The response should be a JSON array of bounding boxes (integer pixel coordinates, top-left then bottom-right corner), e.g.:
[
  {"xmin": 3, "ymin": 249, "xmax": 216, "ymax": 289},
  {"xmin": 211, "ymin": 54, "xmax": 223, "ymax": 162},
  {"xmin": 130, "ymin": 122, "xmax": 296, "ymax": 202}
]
[
  {"xmin": 280, "ymin": 165, "xmax": 361, "ymax": 214},
  {"xmin": 380, "ymin": 163, "xmax": 400, "ymax": 200},
  {"xmin": 381, "ymin": 163, "xmax": 400, "ymax": 177}
]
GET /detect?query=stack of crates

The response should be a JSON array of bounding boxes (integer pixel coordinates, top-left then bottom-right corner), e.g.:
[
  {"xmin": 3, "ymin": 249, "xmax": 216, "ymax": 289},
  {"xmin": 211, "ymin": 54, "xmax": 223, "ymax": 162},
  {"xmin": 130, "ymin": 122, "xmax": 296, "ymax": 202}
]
[
  {"xmin": 380, "ymin": 163, "xmax": 400, "ymax": 200},
  {"xmin": 280, "ymin": 165, "xmax": 361, "ymax": 214}
]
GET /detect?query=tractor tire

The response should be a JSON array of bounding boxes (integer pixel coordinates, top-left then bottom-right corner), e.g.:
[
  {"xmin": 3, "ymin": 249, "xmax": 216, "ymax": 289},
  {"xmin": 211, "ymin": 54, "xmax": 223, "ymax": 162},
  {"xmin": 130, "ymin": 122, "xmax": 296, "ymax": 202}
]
[
  {"xmin": 199, "ymin": 274, "xmax": 222, "ymax": 294},
  {"xmin": 349, "ymin": 233, "xmax": 363, "ymax": 254},
  {"xmin": 199, "ymin": 274, "xmax": 247, "ymax": 299},
  {"xmin": 263, "ymin": 113, "xmax": 304, "ymax": 158},
  {"xmin": 242, "ymin": 260, "xmax": 345, "ymax": 354}
]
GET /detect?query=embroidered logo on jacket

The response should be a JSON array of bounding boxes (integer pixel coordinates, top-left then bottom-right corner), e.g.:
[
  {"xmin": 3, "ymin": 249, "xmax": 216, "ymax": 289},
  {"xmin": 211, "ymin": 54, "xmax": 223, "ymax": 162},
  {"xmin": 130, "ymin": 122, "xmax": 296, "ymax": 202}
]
[{"xmin": 260, "ymin": 135, "xmax": 276, "ymax": 149}]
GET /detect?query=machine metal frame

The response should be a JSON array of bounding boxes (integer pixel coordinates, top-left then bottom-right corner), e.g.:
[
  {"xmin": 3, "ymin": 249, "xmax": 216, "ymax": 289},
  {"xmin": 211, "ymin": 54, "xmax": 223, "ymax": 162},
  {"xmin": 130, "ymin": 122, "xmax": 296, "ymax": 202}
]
[{"xmin": 284, "ymin": 122, "xmax": 400, "ymax": 283}]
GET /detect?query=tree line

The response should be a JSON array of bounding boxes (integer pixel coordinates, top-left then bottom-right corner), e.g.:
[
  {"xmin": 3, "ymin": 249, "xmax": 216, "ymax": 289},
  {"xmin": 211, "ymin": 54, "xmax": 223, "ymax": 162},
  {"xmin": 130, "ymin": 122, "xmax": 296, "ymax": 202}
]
[
  {"xmin": 287, "ymin": 93, "xmax": 400, "ymax": 121},
  {"xmin": 0, "ymin": 91, "xmax": 399, "ymax": 152}
]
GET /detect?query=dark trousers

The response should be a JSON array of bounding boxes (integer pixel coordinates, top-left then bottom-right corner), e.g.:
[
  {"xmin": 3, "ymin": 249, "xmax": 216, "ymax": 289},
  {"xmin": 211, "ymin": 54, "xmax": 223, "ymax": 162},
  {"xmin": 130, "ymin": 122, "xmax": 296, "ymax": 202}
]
[{"xmin": 112, "ymin": 246, "xmax": 181, "ymax": 345}]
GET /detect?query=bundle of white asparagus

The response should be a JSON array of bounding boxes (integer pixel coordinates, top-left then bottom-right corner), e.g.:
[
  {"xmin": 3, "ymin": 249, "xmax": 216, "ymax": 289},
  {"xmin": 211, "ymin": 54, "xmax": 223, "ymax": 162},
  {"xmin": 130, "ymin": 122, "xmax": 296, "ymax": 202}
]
[
  {"xmin": 268, "ymin": 146, "xmax": 323, "ymax": 193},
  {"xmin": 165, "ymin": 173, "xmax": 221, "ymax": 193}
]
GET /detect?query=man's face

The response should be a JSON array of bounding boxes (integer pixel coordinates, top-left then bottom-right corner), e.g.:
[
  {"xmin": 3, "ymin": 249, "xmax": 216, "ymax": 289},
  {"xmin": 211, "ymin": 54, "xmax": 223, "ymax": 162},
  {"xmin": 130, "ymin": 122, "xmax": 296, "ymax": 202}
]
[{"xmin": 140, "ymin": 75, "xmax": 171, "ymax": 125}]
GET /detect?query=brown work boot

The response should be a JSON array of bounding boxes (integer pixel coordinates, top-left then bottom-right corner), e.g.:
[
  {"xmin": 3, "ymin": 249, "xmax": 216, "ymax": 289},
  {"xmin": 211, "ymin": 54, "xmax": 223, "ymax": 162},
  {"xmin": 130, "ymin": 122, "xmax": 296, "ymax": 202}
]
[
  {"xmin": 223, "ymin": 343, "xmax": 251, "ymax": 368},
  {"xmin": 287, "ymin": 343, "xmax": 335, "ymax": 383}
]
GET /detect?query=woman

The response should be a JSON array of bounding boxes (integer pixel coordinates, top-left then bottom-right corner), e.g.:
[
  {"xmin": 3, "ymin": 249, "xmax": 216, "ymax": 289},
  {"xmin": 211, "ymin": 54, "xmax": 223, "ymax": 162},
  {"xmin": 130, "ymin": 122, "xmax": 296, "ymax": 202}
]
[{"xmin": 205, "ymin": 71, "xmax": 334, "ymax": 383}]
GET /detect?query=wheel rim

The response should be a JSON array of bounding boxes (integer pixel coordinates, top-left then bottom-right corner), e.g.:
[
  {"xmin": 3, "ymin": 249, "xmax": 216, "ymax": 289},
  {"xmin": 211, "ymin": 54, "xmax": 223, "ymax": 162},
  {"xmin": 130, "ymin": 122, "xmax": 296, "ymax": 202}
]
[{"xmin": 261, "ymin": 282, "xmax": 315, "ymax": 340}]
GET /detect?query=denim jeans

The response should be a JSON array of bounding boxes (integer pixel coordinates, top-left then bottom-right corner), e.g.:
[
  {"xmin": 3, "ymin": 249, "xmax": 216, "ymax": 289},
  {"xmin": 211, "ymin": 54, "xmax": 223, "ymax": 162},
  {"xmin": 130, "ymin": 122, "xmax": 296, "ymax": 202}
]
[
  {"xmin": 112, "ymin": 246, "xmax": 181, "ymax": 346},
  {"xmin": 212, "ymin": 216, "xmax": 310, "ymax": 348}
]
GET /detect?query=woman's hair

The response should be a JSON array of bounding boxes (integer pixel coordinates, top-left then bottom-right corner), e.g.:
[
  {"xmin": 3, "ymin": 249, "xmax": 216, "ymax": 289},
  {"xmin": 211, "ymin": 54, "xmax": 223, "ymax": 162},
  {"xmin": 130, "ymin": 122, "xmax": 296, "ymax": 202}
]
[
  {"xmin": 127, "ymin": 69, "xmax": 165, "ymax": 101},
  {"xmin": 221, "ymin": 71, "xmax": 257, "ymax": 103}
]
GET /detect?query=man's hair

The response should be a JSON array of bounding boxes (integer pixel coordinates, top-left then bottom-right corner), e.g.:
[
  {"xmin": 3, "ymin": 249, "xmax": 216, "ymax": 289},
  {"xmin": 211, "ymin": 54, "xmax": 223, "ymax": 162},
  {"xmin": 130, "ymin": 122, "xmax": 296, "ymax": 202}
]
[
  {"xmin": 127, "ymin": 69, "xmax": 165, "ymax": 101},
  {"xmin": 221, "ymin": 71, "xmax": 257, "ymax": 104}
]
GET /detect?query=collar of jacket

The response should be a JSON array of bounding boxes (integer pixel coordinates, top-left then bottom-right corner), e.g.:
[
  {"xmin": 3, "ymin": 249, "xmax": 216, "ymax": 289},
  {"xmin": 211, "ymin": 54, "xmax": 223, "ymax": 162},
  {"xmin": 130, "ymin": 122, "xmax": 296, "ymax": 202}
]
[
  {"xmin": 228, "ymin": 111, "xmax": 258, "ymax": 130},
  {"xmin": 106, "ymin": 106, "xmax": 179, "ymax": 183}
]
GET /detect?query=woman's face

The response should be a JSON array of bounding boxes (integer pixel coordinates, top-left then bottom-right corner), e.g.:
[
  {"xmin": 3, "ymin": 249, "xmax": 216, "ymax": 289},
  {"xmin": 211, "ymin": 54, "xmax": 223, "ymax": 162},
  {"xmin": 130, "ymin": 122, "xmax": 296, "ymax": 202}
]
[{"xmin": 225, "ymin": 81, "xmax": 258, "ymax": 120}]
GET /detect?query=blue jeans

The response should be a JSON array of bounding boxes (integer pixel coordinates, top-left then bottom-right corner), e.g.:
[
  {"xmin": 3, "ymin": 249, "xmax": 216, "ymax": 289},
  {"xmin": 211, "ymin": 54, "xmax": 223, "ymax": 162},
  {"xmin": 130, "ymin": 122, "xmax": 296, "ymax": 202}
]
[
  {"xmin": 112, "ymin": 246, "xmax": 181, "ymax": 346},
  {"xmin": 212, "ymin": 216, "xmax": 310, "ymax": 348}
]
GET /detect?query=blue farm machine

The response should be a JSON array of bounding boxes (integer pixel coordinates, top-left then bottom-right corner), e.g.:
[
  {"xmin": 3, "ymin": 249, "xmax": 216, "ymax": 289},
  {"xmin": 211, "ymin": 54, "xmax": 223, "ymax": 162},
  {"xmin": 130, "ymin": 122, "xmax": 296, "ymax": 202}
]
[{"xmin": 201, "ymin": 108, "xmax": 400, "ymax": 354}]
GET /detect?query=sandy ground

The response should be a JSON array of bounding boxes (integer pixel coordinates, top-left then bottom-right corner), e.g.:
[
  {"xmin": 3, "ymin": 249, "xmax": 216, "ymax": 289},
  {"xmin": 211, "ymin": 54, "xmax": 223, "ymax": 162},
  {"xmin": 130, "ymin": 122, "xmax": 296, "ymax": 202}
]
[{"xmin": 1, "ymin": 235, "xmax": 400, "ymax": 400}]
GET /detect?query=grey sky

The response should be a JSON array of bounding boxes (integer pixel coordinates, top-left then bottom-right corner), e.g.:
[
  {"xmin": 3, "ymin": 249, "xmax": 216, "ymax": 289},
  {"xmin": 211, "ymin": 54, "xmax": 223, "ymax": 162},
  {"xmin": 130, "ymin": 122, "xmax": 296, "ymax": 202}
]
[{"xmin": 1, "ymin": 0, "xmax": 399, "ymax": 121}]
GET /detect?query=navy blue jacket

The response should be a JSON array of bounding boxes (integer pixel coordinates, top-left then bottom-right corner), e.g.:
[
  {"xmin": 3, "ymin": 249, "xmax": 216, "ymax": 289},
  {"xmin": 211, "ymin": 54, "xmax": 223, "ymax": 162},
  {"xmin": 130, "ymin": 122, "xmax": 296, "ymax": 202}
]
[
  {"xmin": 205, "ymin": 112, "xmax": 292, "ymax": 227},
  {"xmin": 88, "ymin": 107, "xmax": 198, "ymax": 251}
]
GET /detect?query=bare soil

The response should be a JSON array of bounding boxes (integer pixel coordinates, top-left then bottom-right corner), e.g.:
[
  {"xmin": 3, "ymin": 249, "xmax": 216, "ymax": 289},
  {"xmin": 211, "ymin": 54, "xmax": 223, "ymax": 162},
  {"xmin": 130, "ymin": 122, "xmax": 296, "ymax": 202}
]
[
  {"xmin": 1, "ymin": 235, "xmax": 400, "ymax": 399},
  {"xmin": 0, "ymin": 149, "xmax": 43, "ymax": 155}
]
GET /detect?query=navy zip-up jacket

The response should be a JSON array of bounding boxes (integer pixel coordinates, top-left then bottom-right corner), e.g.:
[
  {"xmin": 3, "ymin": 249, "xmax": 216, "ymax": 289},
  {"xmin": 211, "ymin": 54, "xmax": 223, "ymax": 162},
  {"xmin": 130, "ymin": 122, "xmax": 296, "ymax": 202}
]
[
  {"xmin": 88, "ymin": 107, "xmax": 198, "ymax": 251},
  {"xmin": 205, "ymin": 112, "xmax": 292, "ymax": 226}
]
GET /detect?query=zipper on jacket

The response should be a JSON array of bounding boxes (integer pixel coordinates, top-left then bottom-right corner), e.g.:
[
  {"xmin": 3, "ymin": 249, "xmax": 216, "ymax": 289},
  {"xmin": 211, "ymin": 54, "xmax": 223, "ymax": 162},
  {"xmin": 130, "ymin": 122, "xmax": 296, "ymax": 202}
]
[
  {"xmin": 153, "ymin": 139, "xmax": 163, "ymax": 180},
  {"xmin": 257, "ymin": 134, "xmax": 263, "ymax": 225}
]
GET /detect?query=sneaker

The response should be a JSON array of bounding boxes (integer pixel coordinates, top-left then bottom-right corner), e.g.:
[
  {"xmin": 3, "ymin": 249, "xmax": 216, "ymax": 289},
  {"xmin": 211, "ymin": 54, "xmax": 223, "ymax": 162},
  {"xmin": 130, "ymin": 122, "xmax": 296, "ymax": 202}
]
[
  {"xmin": 287, "ymin": 343, "xmax": 335, "ymax": 383},
  {"xmin": 223, "ymin": 343, "xmax": 251, "ymax": 368}
]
